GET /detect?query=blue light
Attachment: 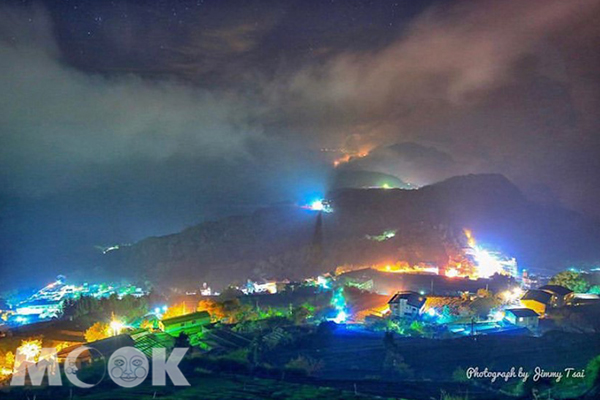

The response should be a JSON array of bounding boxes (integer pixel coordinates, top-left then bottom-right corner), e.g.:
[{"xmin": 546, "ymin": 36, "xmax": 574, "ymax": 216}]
[{"xmin": 303, "ymin": 198, "xmax": 332, "ymax": 213}]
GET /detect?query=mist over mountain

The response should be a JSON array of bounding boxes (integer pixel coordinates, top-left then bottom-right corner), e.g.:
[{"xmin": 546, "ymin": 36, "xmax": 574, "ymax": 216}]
[{"xmin": 95, "ymin": 174, "xmax": 600, "ymax": 290}]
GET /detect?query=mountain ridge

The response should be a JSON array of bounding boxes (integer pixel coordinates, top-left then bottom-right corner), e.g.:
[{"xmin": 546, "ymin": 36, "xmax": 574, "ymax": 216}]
[{"xmin": 97, "ymin": 173, "xmax": 600, "ymax": 289}]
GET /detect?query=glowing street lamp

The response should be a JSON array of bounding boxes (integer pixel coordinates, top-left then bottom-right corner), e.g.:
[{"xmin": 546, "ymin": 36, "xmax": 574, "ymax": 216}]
[{"xmin": 110, "ymin": 319, "xmax": 124, "ymax": 336}]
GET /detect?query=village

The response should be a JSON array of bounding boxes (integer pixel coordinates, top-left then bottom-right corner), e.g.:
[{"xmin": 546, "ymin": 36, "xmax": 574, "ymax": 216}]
[{"xmin": 3, "ymin": 232, "xmax": 600, "ymax": 399}]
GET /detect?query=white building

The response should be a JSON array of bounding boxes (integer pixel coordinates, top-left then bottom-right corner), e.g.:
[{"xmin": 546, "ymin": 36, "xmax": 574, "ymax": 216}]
[{"xmin": 388, "ymin": 291, "xmax": 426, "ymax": 319}]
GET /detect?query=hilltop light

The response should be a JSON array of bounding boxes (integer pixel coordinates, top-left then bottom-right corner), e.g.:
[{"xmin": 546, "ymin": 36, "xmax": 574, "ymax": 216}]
[
  {"xmin": 305, "ymin": 199, "xmax": 332, "ymax": 213},
  {"xmin": 311, "ymin": 200, "xmax": 324, "ymax": 211}
]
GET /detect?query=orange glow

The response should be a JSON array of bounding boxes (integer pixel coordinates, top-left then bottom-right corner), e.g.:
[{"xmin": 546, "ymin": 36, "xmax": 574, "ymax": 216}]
[
  {"xmin": 332, "ymin": 148, "xmax": 371, "ymax": 167},
  {"xmin": 162, "ymin": 302, "xmax": 192, "ymax": 319},
  {"xmin": 464, "ymin": 229, "xmax": 476, "ymax": 247},
  {"xmin": 373, "ymin": 261, "xmax": 439, "ymax": 275}
]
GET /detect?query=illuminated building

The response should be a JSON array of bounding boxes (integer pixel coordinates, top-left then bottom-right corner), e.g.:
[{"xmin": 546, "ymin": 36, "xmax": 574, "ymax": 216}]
[
  {"xmin": 16, "ymin": 299, "xmax": 63, "ymax": 318},
  {"xmin": 159, "ymin": 311, "xmax": 211, "ymax": 336},
  {"xmin": 388, "ymin": 291, "xmax": 426, "ymax": 319},
  {"xmin": 571, "ymin": 293, "xmax": 600, "ymax": 306},
  {"xmin": 244, "ymin": 279, "xmax": 280, "ymax": 294},
  {"xmin": 504, "ymin": 308, "xmax": 539, "ymax": 330},
  {"xmin": 520, "ymin": 290, "xmax": 552, "ymax": 315},
  {"xmin": 538, "ymin": 285, "xmax": 574, "ymax": 307},
  {"xmin": 200, "ymin": 282, "xmax": 212, "ymax": 296}
]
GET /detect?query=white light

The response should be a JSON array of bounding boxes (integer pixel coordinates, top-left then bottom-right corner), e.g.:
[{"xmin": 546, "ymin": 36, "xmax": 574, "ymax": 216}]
[
  {"xmin": 493, "ymin": 311, "xmax": 504, "ymax": 321},
  {"xmin": 310, "ymin": 200, "xmax": 324, "ymax": 211},
  {"xmin": 333, "ymin": 310, "xmax": 347, "ymax": 324},
  {"xmin": 446, "ymin": 268, "xmax": 459, "ymax": 278},
  {"xmin": 110, "ymin": 320, "xmax": 124, "ymax": 336},
  {"xmin": 317, "ymin": 276, "xmax": 330, "ymax": 289}
]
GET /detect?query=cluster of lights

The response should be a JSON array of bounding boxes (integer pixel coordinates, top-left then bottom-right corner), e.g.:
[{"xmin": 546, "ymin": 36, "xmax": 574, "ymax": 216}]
[
  {"xmin": 500, "ymin": 287, "xmax": 523, "ymax": 303},
  {"xmin": 463, "ymin": 229, "xmax": 518, "ymax": 279},
  {"xmin": 18, "ymin": 341, "xmax": 42, "ymax": 363},
  {"xmin": 305, "ymin": 199, "xmax": 332, "ymax": 213},
  {"xmin": 154, "ymin": 305, "xmax": 168, "ymax": 316}
]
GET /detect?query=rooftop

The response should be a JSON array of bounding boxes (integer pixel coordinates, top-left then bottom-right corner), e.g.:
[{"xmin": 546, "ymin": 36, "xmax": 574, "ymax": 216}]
[
  {"xmin": 539, "ymin": 285, "xmax": 573, "ymax": 296},
  {"xmin": 19, "ymin": 298, "xmax": 63, "ymax": 307},
  {"xmin": 161, "ymin": 310, "xmax": 211, "ymax": 326},
  {"xmin": 506, "ymin": 308, "xmax": 539, "ymax": 318},
  {"xmin": 521, "ymin": 289, "xmax": 553, "ymax": 304},
  {"xmin": 388, "ymin": 291, "xmax": 426, "ymax": 308}
]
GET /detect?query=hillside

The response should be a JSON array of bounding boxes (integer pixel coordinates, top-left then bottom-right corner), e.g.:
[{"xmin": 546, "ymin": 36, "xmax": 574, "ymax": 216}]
[{"xmin": 99, "ymin": 174, "xmax": 600, "ymax": 289}]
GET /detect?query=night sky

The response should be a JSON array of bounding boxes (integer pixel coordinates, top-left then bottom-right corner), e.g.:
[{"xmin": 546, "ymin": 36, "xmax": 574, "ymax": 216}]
[{"xmin": 1, "ymin": 0, "xmax": 600, "ymax": 288}]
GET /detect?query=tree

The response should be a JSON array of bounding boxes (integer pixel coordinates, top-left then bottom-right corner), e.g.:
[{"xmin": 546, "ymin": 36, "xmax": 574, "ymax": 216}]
[
  {"xmin": 84, "ymin": 322, "xmax": 110, "ymax": 343},
  {"xmin": 162, "ymin": 302, "xmax": 191, "ymax": 320},
  {"xmin": 549, "ymin": 271, "xmax": 589, "ymax": 292},
  {"xmin": 0, "ymin": 351, "xmax": 15, "ymax": 378},
  {"xmin": 585, "ymin": 354, "xmax": 600, "ymax": 389},
  {"xmin": 291, "ymin": 305, "xmax": 311, "ymax": 325},
  {"xmin": 197, "ymin": 299, "xmax": 226, "ymax": 321},
  {"xmin": 470, "ymin": 296, "xmax": 500, "ymax": 319},
  {"xmin": 589, "ymin": 285, "xmax": 600, "ymax": 294}
]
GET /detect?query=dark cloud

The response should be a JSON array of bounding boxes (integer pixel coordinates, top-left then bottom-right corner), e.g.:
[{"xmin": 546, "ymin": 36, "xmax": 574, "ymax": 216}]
[{"xmin": 1, "ymin": 0, "xmax": 600, "ymax": 287}]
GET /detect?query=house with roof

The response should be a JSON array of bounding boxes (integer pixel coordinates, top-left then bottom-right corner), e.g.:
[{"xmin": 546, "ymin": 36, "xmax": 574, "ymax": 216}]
[
  {"xmin": 520, "ymin": 289, "xmax": 553, "ymax": 315},
  {"xmin": 570, "ymin": 293, "xmax": 600, "ymax": 306},
  {"xmin": 388, "ymin": 291, "xmax": 426, "ymax": 319},
  {"xmin": 58, "ymin": 334, "xmax": 136, "ymax": 366},
  {"xmin": 539, "ymin": 285, "xmax": 574, "ymax": 307},
  {"xmin": 159, "ymin": 311, "xmax": 211, "ymax": 336},
  {"xmin": 505, "ymin": 308, "xmax": 539, "ymax": 330}
]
